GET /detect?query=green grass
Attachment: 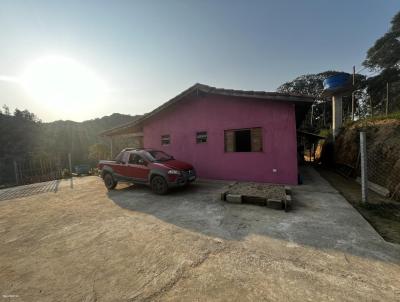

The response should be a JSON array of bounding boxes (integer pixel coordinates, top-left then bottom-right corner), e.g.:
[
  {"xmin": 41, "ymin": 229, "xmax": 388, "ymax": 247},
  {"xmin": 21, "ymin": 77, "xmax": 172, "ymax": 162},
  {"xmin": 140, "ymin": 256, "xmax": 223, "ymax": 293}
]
[
  {"xmin": 361, "ymin": 111, "xmax": 400, "ymax": 123},
  {"xmin": 359, "ymin": 202, "xmax": 400, "ymax": 221},
  {"xmin": 319, "ymin": 128, "xmax": 331, "ymax": 137},
  {"xmin": 365, "ymin": 111, "xmax": 400, "ymax": 121},
  {"xmin": 342, "ymin": 111, "xmax": 400, "ymax": 128}
]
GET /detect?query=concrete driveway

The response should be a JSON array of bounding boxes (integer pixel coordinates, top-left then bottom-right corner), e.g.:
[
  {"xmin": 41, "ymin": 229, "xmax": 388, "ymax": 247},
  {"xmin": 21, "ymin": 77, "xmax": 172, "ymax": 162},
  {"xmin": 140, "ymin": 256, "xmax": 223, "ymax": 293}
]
[{"xmin": 0, "ymin": 168, "xmax": 399, "ymax": 301}]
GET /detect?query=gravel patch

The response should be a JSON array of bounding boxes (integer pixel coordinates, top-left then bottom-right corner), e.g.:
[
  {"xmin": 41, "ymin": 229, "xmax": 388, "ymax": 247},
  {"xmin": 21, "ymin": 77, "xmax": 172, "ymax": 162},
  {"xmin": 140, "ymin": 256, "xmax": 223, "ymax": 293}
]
[{"xmin": 227, "ymin": 182, "xmax": 286, "ymax": 200}]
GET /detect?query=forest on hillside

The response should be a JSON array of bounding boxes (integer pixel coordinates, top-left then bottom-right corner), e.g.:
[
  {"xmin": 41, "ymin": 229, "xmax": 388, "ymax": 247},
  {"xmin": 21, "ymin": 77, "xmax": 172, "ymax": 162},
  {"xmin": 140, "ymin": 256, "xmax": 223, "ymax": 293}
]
[{"xmin": 0, "ymin": 106, "xmax": 140, "ymax": 166}]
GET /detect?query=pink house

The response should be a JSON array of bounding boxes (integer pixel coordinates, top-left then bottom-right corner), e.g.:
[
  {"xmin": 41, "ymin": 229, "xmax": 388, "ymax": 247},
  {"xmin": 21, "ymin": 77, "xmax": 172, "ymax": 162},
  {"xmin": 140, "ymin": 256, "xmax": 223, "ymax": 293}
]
[{"xmin": 102, "ymin": 84, "xmax": 313, "ymax": 185}]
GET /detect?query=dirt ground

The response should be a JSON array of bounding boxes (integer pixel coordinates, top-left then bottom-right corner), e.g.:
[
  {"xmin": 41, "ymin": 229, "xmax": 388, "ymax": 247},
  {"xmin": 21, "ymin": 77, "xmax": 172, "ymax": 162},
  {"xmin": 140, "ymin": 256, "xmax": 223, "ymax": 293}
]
[
  {"xmin": 319, "ymin": 168, "xmax": 400, "ymax": 244},
  {"xmin": 1, "ymin": 174, "xmax": 400, "ymax": 301}
]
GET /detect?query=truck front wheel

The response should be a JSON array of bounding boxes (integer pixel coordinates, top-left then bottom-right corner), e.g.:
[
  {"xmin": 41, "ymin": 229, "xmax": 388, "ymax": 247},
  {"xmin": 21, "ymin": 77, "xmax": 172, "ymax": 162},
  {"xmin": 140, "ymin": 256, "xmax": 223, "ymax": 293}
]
[
  {"xmin": 151, "ymin": 176, "xmax": 168, "ymax": 195},
  {"xmin": 104, "ymin": 173, "xmax": 117, "ymax": 190}
]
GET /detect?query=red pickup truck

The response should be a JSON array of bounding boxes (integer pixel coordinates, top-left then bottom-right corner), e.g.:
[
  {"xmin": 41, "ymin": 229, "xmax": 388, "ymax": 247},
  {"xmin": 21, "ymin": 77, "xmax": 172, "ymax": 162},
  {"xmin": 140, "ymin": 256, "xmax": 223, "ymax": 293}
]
[{"xmin": 98, "ymin": 148, "xmax": 196, "ymax": 194}]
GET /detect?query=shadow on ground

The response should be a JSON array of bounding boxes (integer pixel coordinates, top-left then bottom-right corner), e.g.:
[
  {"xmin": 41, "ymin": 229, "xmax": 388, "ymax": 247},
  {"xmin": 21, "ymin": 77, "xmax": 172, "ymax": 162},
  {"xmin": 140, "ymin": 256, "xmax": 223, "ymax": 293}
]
[{"xmin": 107, "ymin": 168, "xmax": 400, "ymax": 263}]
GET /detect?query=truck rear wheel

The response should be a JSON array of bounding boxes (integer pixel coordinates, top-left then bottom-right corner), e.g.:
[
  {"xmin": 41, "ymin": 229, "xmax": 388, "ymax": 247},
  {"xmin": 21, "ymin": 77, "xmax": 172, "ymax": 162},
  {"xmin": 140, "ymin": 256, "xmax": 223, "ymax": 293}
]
[
  {"xmin": 104, "ymin": 173, "xmax": 117, "ymax": 190},
  {"xmin": 151, "ymin": 176, "xmax": 168, "ymax": 195}
]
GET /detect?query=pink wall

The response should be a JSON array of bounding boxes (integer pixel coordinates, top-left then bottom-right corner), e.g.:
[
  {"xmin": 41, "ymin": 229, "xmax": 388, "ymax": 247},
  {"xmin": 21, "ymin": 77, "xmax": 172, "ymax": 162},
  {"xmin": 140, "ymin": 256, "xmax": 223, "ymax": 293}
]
[{"xmin": 143, "ymin": 94, "xmax": 298, "ymax": 185}]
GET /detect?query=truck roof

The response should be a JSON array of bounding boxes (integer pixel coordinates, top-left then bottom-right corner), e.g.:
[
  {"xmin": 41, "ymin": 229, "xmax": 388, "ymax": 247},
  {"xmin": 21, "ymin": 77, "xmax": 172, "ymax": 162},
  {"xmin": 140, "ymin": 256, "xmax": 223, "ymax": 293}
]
[{"xmin": 121, "ymin": 148, "xmax": 158, "ymax": 153}]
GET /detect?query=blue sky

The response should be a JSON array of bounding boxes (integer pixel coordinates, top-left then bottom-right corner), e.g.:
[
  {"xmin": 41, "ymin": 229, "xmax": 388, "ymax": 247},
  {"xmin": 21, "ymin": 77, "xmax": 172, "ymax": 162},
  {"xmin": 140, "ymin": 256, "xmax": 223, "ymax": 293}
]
[{"xmin": 0, "ymin": 0, "xmax": 399, "ymax": 121}]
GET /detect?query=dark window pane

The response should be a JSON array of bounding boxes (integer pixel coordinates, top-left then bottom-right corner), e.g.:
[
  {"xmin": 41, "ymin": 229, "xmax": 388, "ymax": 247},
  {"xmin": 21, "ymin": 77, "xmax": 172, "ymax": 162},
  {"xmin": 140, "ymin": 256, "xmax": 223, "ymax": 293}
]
[
  {"xmin": 224, "ymin": 127, "xmax": 262, "ymax": 152},
  {"xmin": 146, "ymin": 151, "xmax": 173, "ymax": 162},
  {"xmin": 235, "ymin": 130, "xmax": 251, "ymax": 152},
  {"xmin": 115, "ymin": 151, "xmax": 124, "ymax": 163},
  {"xmin": 129, "ymin": 154, "xmax": 144, "ymax": 164}
]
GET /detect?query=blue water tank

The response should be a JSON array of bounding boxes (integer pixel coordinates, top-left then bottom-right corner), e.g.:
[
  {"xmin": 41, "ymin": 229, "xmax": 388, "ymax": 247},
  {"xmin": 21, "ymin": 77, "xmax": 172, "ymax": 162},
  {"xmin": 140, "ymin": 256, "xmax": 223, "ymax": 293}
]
[{"xmin": 323, "ymin": 73, "xmax": 351, "ymax": 91}]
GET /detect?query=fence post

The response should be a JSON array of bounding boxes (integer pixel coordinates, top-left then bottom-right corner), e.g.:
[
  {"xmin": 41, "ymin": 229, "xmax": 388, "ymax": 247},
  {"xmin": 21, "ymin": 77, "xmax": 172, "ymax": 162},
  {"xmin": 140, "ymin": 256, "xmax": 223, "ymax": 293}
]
[
  {"xmin": 40, "ymin": 159, "xmax": 44, "ymax": 182},
  {"xmin": 386, "ymin": 82, "xmax": 389, "ymax": 116},
  {"xmin": 13, "ymin": 160, "xmax": 19, "ymax": 186},
  {"xmin": 370, "ymin": 96, "xmax": 373, "ymax": 117},
  {"xmin": 68, "ymin": 153, "xmax": 73, "ymax": 189},
  {"xmin": 110, "ymin": 137, "xmax": 113, "ymax": 159},
  {"xmin": 360, "ymin": 132, "xmax": 368, "ymax": 203}
]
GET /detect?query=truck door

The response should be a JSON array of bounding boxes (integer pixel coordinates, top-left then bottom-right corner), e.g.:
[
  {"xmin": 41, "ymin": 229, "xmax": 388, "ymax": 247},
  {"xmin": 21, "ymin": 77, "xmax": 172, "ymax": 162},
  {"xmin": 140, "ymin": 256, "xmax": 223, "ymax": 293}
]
[
  {"xmin": 127, "ymin": 154, "xmax": 150, "ymax": 181},
  {"xmin": 112, "ymin": 151, "xmax": 128, "ymax": 177}
]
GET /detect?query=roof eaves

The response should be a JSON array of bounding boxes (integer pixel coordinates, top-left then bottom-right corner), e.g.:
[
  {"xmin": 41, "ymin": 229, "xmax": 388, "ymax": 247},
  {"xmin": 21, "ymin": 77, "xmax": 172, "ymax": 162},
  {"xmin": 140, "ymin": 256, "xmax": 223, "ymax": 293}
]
[
  {"xmin": 100, "ymin": 83, "xmax": 202, "ymax": 137},
  {"xmin": 99, "ymin": 114, "xmax": 146, "ymax": 137},
  {"xmin": 101, "ymin": 83, "xmax": 315, "ymax": 137},
  {"xmin": 197, "ymin": 84, "xmax": 315, "ymax": 102}
]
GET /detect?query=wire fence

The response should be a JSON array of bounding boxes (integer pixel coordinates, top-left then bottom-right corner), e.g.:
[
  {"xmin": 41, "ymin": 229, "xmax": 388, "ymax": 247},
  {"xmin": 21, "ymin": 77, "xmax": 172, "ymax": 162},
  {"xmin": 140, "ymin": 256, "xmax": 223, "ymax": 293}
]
[
  {"xmin": 355, "ymin": 80, "xmax": 400, "ymax": 120},
  {"xmin": 366, "ymin": 141, "xmax": 400, "ymax": 201},
  {"xmin": 307, "ymin": 80, "xmax": 400, "ymax": 131},
  {"xmin": 354, "ymin": 132, "xmax": 400, "ymax": 202},
  {"xmin": 0, "ymin": 155, "xmax": 71, "ymax": 189}
]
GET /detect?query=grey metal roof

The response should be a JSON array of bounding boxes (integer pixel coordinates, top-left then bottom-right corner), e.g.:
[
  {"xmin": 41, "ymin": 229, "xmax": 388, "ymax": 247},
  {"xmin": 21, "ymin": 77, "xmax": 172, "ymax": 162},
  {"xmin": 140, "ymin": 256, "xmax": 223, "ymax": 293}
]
[{"xmin": 101, "ymin": 83, "xmax": 315, "ymax": 137}]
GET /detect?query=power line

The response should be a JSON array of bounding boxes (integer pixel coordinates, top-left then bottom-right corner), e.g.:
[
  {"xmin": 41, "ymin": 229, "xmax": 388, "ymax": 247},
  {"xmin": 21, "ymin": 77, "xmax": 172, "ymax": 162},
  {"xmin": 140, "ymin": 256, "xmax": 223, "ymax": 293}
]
[
  {"xmin": 356, "ymin": 66, "xmax": 368, "ymax": 73},
  {"xmin": 364, "ymin": 70, "xmax": 381, "ymax": 78}
]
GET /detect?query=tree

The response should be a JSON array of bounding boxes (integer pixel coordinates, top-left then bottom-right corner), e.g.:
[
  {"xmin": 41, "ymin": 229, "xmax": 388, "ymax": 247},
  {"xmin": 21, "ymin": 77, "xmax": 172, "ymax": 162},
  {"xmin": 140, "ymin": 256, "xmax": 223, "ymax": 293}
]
[
  {"xmin": 14, "ymin": 108, "xmax": 39, "ymax": 122},
  {"xmin": 2, "ymin": 105, "xmax": 10, "ymax": 115},
  {"xmin": 363, "ymin": 11, "xmax": 400, "ymax": 71},
  {"xmin": 88, "ymin": 143, "xmax": 110, "ymax": 161},
  {"xmin": 363, "ymin": 11, "xmax": 400, "ymax": 114},
  {"xmin": 277, "ymin": 71, "xmax": 340, "ymax": 97},
  {"xmin": 366, "ymin": 68, "xmax": 400, "ymax": 113},
  {"xmin": 0, "ymin": 107, "xmax": 41, "ymax": 159},
  {"xmin": 277, "ymin": 71, "xmax": 366, "ymax": 130}
]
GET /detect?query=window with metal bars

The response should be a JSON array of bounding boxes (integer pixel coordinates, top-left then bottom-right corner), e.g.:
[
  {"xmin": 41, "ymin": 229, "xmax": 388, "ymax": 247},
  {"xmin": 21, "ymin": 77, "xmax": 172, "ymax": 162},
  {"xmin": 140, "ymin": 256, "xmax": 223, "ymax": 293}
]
[
  {"xmin": 196, "ymin": 131, "xmax": 207, "ymax": 144},
  {"xmin": 161, "ymin": 134, "xmax": 170, "ymax": 145}
]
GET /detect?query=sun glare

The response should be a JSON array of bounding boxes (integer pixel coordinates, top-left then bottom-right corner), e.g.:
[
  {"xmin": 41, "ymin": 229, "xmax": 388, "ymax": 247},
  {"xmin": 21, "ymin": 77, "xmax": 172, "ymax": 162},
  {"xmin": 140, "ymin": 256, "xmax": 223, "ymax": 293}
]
[{"xmin": 20, "ymin": 56, "xmax": 108, "ymax": 116}]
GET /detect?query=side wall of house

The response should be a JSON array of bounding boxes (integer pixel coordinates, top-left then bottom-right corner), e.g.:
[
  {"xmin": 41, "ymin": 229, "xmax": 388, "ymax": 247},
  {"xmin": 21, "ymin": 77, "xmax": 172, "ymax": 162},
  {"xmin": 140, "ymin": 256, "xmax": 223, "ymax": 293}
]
[{"xmin": 143, "ymin": 94, "xmax": 298, "ymax": 184}]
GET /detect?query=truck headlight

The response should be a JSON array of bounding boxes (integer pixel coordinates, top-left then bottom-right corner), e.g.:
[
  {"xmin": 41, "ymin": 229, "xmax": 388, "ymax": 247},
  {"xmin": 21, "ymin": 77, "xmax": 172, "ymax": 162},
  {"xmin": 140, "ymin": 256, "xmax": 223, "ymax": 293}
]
[{"xmin": 167, "ymin": 169, "xmax": 181, "ymax": 175}]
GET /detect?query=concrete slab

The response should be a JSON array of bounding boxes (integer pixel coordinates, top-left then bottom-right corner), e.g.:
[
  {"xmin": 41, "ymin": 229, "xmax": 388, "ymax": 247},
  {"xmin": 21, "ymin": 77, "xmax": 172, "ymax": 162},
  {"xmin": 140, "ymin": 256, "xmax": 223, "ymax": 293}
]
[
  {"xmin": 0, "ymin": 172, "xmax": 399, "ymax": 301},
  {"xmin": 290, "ymin": 167, "xmax": 400, "ymax": 261},
  {"xmin": 106, "ymin": 168, "xmax": 400, "ymax": 261}
]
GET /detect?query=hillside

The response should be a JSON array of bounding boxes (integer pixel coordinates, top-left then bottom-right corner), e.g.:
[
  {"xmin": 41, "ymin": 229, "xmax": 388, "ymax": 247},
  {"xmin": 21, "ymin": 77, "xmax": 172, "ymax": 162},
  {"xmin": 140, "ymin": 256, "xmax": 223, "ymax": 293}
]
[
  {"xmin": 40, "ymin": 113, "xmax": 141, "ymax": 164},
  {"xmin": 0, "ymin": 110, "xmax": 141, "ymax": 186},
  {"xmin": 334, "ymin": 117, "xmax": 400, "ymax": 201},
  {"xmin": 43, "ymin": 112, "xmax": 139, "ymax": 147}
]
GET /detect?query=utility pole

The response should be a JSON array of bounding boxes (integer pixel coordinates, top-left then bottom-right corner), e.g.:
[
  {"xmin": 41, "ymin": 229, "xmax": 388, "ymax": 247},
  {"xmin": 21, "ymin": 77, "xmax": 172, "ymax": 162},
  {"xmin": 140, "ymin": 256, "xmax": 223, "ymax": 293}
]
[
  {"xmin": 360, "ymin": 132, "xmax": 368, "ymax": 203},
  {"xmin": 110, "ymin": 137, "xmax": 113, "ymax": 159},
  {"xmin": 351, "ymin": 65, "xmax": 355, "ymax": 121},
  {"xmin": 68, "ymin": 153, "xmax": 73, "ymax": 189},
  {"xmin": 370, "ymin": 96, "xmax": 373, "ymax": 117},
  {"xmin": 13, "ymin": 160, "xmax": 19, "ymax": 186},
  {"xmin": 386, "ymin": 82, "xmax": 389, "ymax": 116},
  {"xmin": 310, "ymin": 104, "xmax": 314, "ymax": 127},
  {"xmin": 332, "ymin": 95, "xmax": 343, "ymax": 140}
]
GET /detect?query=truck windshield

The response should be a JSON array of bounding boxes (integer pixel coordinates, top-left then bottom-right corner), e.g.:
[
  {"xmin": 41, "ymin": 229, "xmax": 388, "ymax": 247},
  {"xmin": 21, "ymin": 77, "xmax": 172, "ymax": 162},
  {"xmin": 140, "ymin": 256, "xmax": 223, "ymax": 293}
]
[{"xmin": 146, "ymin": 151, "xmax": 173, "ymax": 162}]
